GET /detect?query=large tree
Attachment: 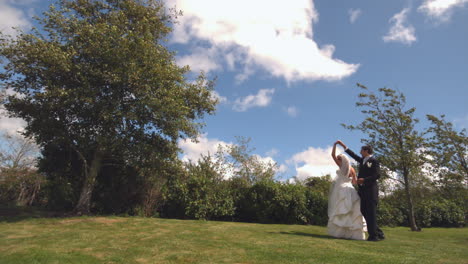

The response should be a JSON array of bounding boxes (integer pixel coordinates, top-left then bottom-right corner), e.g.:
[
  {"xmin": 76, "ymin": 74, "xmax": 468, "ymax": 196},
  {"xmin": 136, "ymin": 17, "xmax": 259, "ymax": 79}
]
[
  {"xmin": 343, "ymin": 83, "xmax": 425, "ymax": 231},
  {"xmin": 0, "ymin": 0, "xmax": 217, "ymax": 215}
]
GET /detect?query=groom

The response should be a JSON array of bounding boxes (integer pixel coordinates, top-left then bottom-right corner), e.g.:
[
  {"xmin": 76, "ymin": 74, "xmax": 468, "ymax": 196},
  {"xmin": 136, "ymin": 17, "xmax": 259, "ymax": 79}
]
[{"xmin": 336, "ymin": 140, "xmax": 385, "ymax": 242}]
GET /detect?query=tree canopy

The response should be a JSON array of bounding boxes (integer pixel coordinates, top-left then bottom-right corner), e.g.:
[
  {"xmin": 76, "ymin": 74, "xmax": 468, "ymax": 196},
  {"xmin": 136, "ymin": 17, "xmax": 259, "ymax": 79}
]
[{"xmin": 0, "ymin": 0, "xmax": 217, "ymax": 214}]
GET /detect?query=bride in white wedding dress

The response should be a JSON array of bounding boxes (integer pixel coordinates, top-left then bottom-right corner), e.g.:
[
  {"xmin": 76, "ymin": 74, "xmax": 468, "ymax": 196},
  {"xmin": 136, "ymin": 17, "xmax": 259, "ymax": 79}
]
[{"xmin": 327, "ymin": 141, "xmax": 367, "ymax": 240}]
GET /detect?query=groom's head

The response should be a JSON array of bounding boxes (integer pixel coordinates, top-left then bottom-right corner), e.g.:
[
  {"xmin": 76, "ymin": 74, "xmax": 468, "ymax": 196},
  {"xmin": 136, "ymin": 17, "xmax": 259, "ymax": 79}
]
[{"xmin": 360, "ymin": 145, "xmax": 373, "ymax": 157}]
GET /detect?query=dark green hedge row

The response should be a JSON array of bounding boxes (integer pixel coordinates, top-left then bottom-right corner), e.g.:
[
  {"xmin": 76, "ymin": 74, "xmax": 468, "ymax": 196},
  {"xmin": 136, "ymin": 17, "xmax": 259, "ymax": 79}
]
[{"xmin": 161, "ymin": 177, "xmax": 329, "ymax": 226}]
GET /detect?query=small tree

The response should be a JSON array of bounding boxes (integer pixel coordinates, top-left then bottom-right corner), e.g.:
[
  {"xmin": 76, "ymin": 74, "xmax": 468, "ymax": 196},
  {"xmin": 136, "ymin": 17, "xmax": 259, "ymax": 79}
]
[
  {"xmin": 426, "ymin": 114, "xmax": 467, "ymax": 183},
  {"xmin": 0, "ymin": 132, "xmax": 43, "ymax": 206},
  {"xmin": 217, "ymin": 136, "xmax": 278, "ymax": 184},
  {"xmin": 425, "ymin": 115, "xmax": 467, "ymax": 211},
  {"xmin": 343, "ymin": 83, "xmax": 425, "ymax": 231},
  {"xmin": 0, "ymin": 0, "xmax": 217, "ymax": 214}
]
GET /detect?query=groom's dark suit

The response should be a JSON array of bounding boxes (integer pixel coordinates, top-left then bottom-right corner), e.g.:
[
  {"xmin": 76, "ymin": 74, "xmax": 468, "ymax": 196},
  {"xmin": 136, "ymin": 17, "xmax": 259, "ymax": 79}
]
[{"xmin": 345, "ymin": 148, "xmax": 385, "ymax": 241}]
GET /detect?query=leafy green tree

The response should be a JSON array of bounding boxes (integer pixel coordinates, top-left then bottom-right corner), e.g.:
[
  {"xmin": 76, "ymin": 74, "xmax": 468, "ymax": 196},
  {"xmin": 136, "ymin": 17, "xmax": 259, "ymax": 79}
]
[
  {"xmin": 0, "ymin": 0, "xmax": 217, "ymax": 214},
  {"xmin": 304, "ymin": 175, "xmax": 331, "ymax": 197},
  {"xmin": 426, "ymin": 114, "xmax": 467, "ymax": 183},
  {"xmin": 343, "ymin": 83, "xmax": 425, "ymax": 231},
  {"xmin": 425, "ymin": 115, "xmax": 467, "ymax": 219}
]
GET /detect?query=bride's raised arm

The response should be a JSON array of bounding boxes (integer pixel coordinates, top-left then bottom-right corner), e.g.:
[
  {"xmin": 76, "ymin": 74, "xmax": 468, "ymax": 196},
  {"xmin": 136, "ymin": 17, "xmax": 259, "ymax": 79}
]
[{"xmin": 331, "ymin": 142, "xmax": 340, "ymax": 166}]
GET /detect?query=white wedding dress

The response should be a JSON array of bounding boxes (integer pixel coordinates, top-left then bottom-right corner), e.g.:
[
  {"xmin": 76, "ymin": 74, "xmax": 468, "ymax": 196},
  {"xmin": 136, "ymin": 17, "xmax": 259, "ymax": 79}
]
[{"xmin": 327, "ymin": 155, "xmax": 367, "ymax": 240}]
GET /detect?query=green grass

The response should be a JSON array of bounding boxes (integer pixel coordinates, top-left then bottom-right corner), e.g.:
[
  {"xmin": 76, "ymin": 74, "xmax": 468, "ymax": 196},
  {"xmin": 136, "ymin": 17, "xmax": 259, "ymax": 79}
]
[{"xmin": 0, "ymin": 210, "xmax": 466, "ymax": 264}]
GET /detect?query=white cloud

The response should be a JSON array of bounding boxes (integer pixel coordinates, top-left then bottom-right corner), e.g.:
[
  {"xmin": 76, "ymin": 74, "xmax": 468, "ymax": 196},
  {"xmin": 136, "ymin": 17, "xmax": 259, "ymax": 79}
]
[
  {"xmin": 256, "ymin": 155, "xmax": 278, "ymax": 168},
  {"xmin": 418, "ymin": 0, "xmax": 468, "ymax": 22},
  {"xmin": 178, "ymin": 134, "xmax": 231, "ymax": 163},
  {"xmin": 0, "ymin": 109, "xmax": 26, "ymax": 135},
  {"xmin": 211, "ymin": 91, "xmax": 228, "ymax": 104},
  {"xmin": 0, "ymin": 0, "xmax": 31, "ymax": 37},
  {"xmin": 254, "ymin": 154, "xmax": 288, "ymax": 175},
  {"xmin": 178, "ymin": 134, "xmax": 285, "ymax": 178},
  {"xmin": 285, "ymin": 106, "xmax": 299, "ymax": 117},
  {"xmin": 266, "ymin": 148, "xmax": 279, "ymax": 157},
  {"xmin": 233, "ymin": 88, "xmax": 274, "ymax": 112},
  {"xmin": 176, "ymin": 46, "xmax": 223, "ymax": 73},
  {"xmin": 348, "ymin": 8, "xmax": 362, "ymax": 24},
  {"xmin": 383, "ymin": 8, "xmax": 417, "ymax": 45},
  {"xmin": 169, "ymin": 0, "xmax": 359, "ymax": 83},
  {"xmin": 178, "ymin": 134, "xmax": 236, "ymax": 179},
  {"xmin": 0, "ymin": 89, "xmax": 26, "ymax": 135},
  {"xmin": 287, "ymin": 146, "xmax": 349, "ymax": 181}
]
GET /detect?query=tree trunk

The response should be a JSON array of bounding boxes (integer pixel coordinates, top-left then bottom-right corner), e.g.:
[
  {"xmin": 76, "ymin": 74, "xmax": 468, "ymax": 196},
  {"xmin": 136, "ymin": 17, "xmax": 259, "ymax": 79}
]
[
  {"xmin": 73, "ymin": 149, "xmax": 103, "ymax": 215},
  {"xmin": 16, "ymin": 181, "xmax": 28, "ymax": 206},
  {"xmin": 403, "ymin": 170, "xmax": 419, "ymax": 231},
  {"xmin": 27, "ymin": 178, "xmax": 41, "ymax": 206}
]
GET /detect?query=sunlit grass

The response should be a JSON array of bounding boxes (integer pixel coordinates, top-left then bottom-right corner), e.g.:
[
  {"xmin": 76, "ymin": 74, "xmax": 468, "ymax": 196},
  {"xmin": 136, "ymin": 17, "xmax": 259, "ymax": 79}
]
[{"xmin": 0, "ymin": 212, "xmax": 466, "ymax": 264}]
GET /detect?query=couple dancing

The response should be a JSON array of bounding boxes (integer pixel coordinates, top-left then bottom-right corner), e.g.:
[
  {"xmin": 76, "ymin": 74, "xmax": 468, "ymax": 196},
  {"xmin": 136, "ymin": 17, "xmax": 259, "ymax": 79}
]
[{"xmin": 327, "ymin": 140, "xmax": 385, "ymax": 241}]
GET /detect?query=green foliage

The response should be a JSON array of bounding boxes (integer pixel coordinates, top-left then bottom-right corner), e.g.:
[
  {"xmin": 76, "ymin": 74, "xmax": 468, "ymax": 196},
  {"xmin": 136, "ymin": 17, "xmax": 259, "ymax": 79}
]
[
  {"xmin": 415, "ymin": 198, "xmax": 465, "ymax": 227},
  {"xmin": 159, "ymin": 148, "xmax": 329, "ymax": 225},
  {"xmin": 38, "ymin": 143, "xmax": 82, "ymax": 210},
  {"xmin": 0, "ymin": 0, "xmax": 217, "ymax": 214},
  {"xmin": 0, "ymin": 168, "xmax": 45, "ymax": 206},
  {"xmin": 304, "ymin": 175, "xmax": 331, "ymax": 197},
  {"xmin": 230, "ymin": 180, "xmax": 328, "ymax": 225},
  {"xmin": 216, "ymin": 136, "xmax": 278, "ymax": 185},
  {"xmin": 304, "ymin": 188, "xmax": 328, "ymax": 225},
  {"xmin": 343, "ymin": 84, "xmax": 427, "ymax": 179},
  {"xmin": 425, "ymin": 114, "xmax": 467, "ymax": 183},
  {"xmin": 377, "ymin": 199, "xmax": 405, "ymax": 227},
  {"xmin": 378, "ymin": 187, "xmax": 467, "ymax": 228},
  {"xmin": 161, "ymin": 155, "xmax": 235, "ymax": 220},
  {"xmin": 236, "ymin": 180, "xmax": 303, "ymax": 224}
]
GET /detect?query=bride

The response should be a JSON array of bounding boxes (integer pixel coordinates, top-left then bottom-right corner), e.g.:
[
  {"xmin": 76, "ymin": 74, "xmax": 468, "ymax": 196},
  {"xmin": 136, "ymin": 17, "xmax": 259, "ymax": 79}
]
[{"xmin": 327, "ymin": 141, "xmax": 367, "ymax": 240}]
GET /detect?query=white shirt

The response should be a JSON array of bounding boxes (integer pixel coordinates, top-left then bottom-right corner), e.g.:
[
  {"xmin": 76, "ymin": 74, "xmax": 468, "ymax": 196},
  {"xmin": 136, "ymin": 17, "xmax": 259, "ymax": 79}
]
[{"xmin": 363, "ymin": 155, "xmax": 373, "ymax": 165}]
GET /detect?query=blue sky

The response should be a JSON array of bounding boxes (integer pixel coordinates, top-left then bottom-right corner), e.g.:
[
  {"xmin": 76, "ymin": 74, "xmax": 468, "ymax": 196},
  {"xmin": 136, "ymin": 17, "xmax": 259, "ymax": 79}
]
[{"xmin": 1, "ymin": 0, "xmax": 467, "ymax": 181}]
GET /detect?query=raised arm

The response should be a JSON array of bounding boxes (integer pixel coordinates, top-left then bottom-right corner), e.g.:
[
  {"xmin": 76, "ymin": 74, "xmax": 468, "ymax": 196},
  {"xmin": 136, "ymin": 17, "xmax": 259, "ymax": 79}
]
[
  {"xmin": 337, "ymin": 140, "xmax": 362, "ymax": 163},
  {"xmin": 345, "ymin": 148, "xmax": 362, "ymax": 163},
  {"xmin": 331, "ymin": 142, "xmax": 340, "ymax": 166}
]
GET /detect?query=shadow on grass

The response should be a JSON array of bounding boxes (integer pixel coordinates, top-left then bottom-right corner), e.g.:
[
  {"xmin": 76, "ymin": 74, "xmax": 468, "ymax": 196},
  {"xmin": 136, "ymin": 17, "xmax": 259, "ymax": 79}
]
[{"xmin": 273, "ymin": 231, "xmax": 334, "ymax": 240}]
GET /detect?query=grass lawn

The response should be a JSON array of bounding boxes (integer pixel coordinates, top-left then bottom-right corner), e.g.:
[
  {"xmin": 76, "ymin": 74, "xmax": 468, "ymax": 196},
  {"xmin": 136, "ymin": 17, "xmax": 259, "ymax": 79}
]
[{"xmin": 0, "ymin": 208, "xmax": 466, "ymax": 264}]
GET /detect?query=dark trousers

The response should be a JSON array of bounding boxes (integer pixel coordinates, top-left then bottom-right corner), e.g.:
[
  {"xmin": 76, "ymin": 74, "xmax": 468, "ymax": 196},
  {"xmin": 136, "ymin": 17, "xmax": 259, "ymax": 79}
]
[{"xmin": 360, "ymin": 192, "xmax": 384, "ymax": 239}]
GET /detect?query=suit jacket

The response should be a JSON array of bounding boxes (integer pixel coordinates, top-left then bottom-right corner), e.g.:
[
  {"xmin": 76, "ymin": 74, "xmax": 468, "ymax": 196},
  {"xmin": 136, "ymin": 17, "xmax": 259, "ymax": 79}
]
[{"xmin": 345, "ymin": 148, "xmax": 380, "ymax": 201}]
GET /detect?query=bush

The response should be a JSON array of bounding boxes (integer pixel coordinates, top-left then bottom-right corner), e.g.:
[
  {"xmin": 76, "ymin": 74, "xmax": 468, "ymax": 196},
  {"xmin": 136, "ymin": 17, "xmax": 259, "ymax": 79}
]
[
  {"xmin": 0, "ymin": 168, "xmax": 45, "ymax": 206},
  {"xmin": 235, "ymin": 180, "xmax": 327, "ymax": 225},
  {"xmin": 416, "ymin": 199, "xmax": 465, "ymax": 227},
  {"xmin": 304, "ymin": 189, "xmax": 328, "ymax": 226},
  {"xmin": 245, "ymin": 181, "xmax": 307, "ymax": 224},
  {"xmin": 160, "ymin": 156, "xmax": 235, "ymax": 220},
  {"xmin": 377, "ymin": 199, "xmax": 405, "ymax": 227}
]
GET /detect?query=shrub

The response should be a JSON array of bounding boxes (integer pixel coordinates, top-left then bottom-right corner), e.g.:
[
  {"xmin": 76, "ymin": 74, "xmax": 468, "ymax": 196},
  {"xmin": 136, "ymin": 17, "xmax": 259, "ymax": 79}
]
[
  {"xmin": 161, "ymin": 156, "xmax": 235, "ymax": 220},
  {"xmin": 416, "ymin": 199, "xmax": 465, "ymax": 227},
  {"xmin": 304, "ymin": 189, "xmax": 328, "ymax": 226},
  {"xmin": 377, "ymin": 199, "xmax": 405, "ymax": 227}
]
